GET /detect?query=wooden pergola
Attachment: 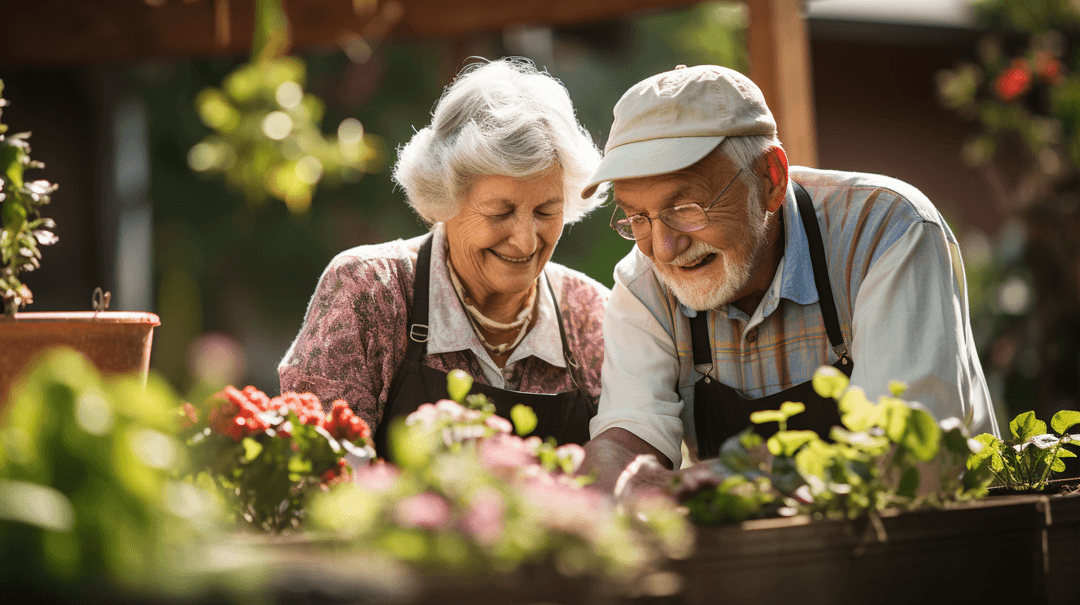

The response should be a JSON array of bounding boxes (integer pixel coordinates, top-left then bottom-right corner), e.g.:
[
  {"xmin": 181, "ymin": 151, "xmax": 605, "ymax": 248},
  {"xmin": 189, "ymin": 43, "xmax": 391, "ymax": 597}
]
[{"xmin": 0, "ymin": 0, "xmax": 817, "ymax": 165}]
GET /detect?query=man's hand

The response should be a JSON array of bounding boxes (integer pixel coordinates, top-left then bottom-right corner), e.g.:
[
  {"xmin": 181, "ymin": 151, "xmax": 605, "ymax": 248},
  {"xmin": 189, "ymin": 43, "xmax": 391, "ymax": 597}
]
[{"xmin": 579, "ymin": 428, "xmax": 673, "ymax": 494}]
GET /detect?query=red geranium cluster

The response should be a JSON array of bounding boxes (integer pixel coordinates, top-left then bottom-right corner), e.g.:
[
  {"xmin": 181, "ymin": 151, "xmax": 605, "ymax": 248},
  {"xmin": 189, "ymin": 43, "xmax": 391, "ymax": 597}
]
[
  {"xmin": 324, "ymin": 399, "xmax": 372, "ymax": 442},
  {"xmin": 204, "ymin": 385, "xmax": 371, "ymax": 445},
  {"xmin": 208, "ymin": 385, "xmax": 273, "ymax": 441}
]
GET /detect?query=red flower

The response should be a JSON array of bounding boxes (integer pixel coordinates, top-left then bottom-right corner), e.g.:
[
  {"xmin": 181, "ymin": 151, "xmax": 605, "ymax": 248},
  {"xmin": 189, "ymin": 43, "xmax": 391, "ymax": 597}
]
[
  {"xmin": 1035, "ymin": 51, "xmax": 1065, "ymax": 86},
  {"xmin": 996, "ymin": 58, "xmax": 1032, "ymax": 101},
  {"xmin": 207, "ymin": 385, "xmax": 272, "ymax": 441},
  {"xmin": 321, "ymin": 399, "xmax": 372, "ymax": 442},
  {"xmin": 270, "ymin": 392, "xmax": 325, "ymax": 427}
]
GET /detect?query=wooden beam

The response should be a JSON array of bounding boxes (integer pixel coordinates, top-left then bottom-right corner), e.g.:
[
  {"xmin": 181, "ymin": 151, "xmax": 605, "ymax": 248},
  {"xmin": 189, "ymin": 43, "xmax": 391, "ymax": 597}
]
[
  {"xmin": 744, "ymin": 0, "xmax": 817, "ymax": 167},
  {"xmin": 0, "ymin": 0, "xmax": 703, "ymax": 67}
]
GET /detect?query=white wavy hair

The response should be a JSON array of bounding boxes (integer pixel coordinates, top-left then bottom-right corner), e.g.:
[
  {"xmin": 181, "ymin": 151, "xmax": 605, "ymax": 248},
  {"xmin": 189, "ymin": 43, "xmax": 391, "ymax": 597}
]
[
  {"xmin": 715, "ymin": 133, "xmax": 784, "ymax": 205},
  {"xmin": 393, "ymin": 58, "xmax": 607, "ymax": 225}
]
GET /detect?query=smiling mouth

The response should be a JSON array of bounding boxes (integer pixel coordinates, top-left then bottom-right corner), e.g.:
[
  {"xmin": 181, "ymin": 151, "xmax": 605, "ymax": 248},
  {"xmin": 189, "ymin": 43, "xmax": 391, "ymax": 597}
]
[
  {"xmin": 492, "ymin": 250, "xmax": 534, "ymax": 264},
  {"xmin": 677, "ymin": 253, "xmax": 717, "ymax": 271}
]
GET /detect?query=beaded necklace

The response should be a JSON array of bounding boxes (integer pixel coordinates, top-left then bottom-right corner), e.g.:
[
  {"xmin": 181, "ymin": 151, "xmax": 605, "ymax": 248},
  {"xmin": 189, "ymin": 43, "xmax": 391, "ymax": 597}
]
[{"xmin": 446, "ymin": 257, "xmax": 537, "ymax": 355}]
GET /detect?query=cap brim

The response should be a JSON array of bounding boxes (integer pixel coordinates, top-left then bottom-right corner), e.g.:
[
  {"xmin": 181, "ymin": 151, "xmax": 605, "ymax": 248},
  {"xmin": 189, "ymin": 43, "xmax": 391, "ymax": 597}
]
[{"xmin": 581, "ymin": 136, "xmax": 725, "ymax": 198}]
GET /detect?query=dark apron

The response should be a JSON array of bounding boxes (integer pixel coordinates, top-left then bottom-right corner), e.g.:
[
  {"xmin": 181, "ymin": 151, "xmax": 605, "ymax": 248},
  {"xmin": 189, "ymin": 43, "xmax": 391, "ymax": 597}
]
[
  {"xmin": 693, "ymin": 183, "xmax": 853, "ymax": 459},
  {"xmin": 373, "ymin": 234, "xmax": 596, "ymax": 458}
]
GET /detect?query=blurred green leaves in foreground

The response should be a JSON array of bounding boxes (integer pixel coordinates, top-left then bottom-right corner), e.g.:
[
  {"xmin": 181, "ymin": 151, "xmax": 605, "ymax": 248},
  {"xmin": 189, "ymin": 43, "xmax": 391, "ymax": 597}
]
[{"xmin": 0, "ymin": 349, "xmax": 232, "ymax": 601}]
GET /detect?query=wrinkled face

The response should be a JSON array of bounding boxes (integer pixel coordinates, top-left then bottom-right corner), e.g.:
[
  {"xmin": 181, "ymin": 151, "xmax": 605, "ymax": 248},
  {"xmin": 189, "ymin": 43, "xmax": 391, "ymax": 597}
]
[
  {"xmin": 444, "ymin": 170, "xmax": 565, "ymax": 302},
  {"xmin": 613, "ymin": 160, "xmax": 768, "ymax": 311}
]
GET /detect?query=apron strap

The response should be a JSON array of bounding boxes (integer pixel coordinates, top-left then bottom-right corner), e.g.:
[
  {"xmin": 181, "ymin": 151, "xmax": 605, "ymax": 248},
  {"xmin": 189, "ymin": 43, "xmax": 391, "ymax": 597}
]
[
  {"xmin": 405, "ymin": 231, "xmax": 585, "ymax": 391},
  {"xmin": 403, "ymin": 233, "xmax": 435, "ymax": 363},
  {"xmin": 543, "ymin": 272, "xmax": 587, "ymax": 393},
  {"xmin": 794, "ymin": 182, "xmax": 851, "ymax": 367}
]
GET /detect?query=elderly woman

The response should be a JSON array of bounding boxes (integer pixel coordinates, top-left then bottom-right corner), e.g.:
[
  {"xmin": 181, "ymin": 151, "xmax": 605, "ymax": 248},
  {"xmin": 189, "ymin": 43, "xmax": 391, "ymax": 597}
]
[{"xmin": 278, "ymin": 59, "xmax": 610, "ymax": 454}]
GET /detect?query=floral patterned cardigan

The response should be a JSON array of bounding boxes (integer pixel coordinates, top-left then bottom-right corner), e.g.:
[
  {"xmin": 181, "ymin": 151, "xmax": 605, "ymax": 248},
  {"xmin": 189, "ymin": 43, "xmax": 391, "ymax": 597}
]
[{"xmin": 278, "ymin": 223, "xmax": 610, "ymax": 432}]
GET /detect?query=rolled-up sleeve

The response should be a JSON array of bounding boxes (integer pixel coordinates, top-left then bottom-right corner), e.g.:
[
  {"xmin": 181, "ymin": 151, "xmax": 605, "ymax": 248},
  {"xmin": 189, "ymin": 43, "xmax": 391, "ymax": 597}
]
[{"xmin": 590, "ymin": 264, "xmax": 687, "ymax": 467}]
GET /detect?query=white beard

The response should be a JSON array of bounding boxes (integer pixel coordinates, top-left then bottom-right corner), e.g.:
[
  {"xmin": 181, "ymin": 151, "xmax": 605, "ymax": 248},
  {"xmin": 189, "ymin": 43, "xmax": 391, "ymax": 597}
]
[{"xmin": 654, "ymin": 197, "xmax": 770, "ymax": 312}]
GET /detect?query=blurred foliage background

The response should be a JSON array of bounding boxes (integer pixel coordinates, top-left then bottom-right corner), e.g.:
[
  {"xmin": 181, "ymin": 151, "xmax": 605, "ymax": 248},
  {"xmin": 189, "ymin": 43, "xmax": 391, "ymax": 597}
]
[{"xmin": 127, "ymin": 2, "xmax": 749, "ymax": 400}]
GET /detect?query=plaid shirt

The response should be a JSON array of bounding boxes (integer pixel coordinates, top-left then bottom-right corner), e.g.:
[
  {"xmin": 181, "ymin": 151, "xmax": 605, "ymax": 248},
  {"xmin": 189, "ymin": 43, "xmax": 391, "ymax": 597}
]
[{"xmin": 592, "ymin": 167, "xmax": 998, "ymax": 467}]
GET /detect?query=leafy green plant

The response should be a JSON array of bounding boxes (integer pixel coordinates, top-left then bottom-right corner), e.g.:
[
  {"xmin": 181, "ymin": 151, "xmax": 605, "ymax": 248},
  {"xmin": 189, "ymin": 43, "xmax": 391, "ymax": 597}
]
[
  {"xmin": 680, "ymin": 367, "xmax": 991, "ymax": 525},
  {"xmin": 968, "ymin": 409, "xmax": 1080, "ymax": 491},
  {"xmin": 0, "ymin": 348, "xmax": 217, "ymax": 599},
  {"xmin": 180, "ymin": 385, "xmax": 375, "ymax": 532},
  {"xmin": 0, "ymin": 80, "xmax": 58, "ymax": 314}
]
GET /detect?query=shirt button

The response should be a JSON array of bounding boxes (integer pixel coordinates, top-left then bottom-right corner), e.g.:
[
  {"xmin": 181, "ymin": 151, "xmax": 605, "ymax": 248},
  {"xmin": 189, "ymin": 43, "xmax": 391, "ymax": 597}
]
[{"xmin": 746, "ymin": 328, "xmax": 758, "ymax": 343}]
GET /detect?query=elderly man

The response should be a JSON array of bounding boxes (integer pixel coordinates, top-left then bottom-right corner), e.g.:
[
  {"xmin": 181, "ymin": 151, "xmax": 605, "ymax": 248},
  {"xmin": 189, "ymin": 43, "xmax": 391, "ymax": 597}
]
[{"xmin": 581, "ymin": 64, "xmax": 999, "ymax": 493}]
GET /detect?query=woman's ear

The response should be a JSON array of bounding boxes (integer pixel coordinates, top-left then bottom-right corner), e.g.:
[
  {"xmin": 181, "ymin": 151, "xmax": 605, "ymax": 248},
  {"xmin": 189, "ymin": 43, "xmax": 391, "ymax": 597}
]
[{"xmin": 761, "ymin": 146, "xmax": 789, "ymax": 213}]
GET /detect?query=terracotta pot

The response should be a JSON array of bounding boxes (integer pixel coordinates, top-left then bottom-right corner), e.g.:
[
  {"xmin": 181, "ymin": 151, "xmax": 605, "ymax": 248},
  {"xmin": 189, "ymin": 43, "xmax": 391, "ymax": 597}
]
[{"xmin": 0, "ymin": 311, "xmax": 160, "ymax": 404}]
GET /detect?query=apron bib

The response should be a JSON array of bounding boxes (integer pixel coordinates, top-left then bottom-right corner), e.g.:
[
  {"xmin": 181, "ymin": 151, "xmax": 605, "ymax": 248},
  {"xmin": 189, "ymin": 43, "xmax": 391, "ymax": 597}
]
[
  {"xmin": 374, "ymin": 234, "xmax": 596, "ymax": 457},
  {"xmin": 693, "ymin": 183, "xmax": 853, "ymax": 458}
]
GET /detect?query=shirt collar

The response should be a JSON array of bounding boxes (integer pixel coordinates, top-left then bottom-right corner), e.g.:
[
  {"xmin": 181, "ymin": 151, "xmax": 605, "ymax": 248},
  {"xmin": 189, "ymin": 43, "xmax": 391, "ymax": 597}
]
[
  {"xmin": 425, "ymin": 223, "xmax": 566, "ymax": 372},
  {"xmin": 679, "ymin": 185, "xmax": 818, "ymax": 319}
]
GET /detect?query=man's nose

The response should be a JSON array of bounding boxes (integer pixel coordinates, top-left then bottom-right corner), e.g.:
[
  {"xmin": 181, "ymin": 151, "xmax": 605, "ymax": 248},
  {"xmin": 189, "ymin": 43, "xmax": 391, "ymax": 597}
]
[{"xmin": 646, "ymin": 219, "xmax": 687, "ymax": 264}]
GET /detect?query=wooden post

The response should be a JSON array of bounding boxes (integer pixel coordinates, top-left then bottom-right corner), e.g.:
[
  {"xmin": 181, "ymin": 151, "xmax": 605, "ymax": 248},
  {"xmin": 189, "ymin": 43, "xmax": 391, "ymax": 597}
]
[{"xmin": 744, "ymin": 0, "xmax": 818, "ymax": 167}]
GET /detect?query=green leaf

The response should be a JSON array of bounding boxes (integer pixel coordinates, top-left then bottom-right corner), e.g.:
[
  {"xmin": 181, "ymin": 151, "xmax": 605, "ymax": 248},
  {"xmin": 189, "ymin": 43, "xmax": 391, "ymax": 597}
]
[
  {"xmin": 888, "ymin": 380, "xmax": 908, "ymax": 397},
  {"xmin": 779, "ymin": 401, "xmax": 806, "ymax": 418},
  {"xmin": 1010, "ymin": 411, "xmax": 1046, "ymax": 442},
  {"xmin": 749, "ymin": 410, "xmax": 786, "ymax": 425},
  {"xmin": 1051, "ymin": 410, "xmax": 1080, "ymax": 435},
  {"xmin": 812, "ymin": 366, "xmax": 849, "ymax": 399},
  {"xmin": 794, "ymin": 440, "xmax": 834, "ymax": 479},
  {"xmin": 241, "ymin": 437, "xmax": 263, "ymax": 462},
  {"xmin": 446, "ymin": 369, "xmax": 473, "ymax": 403},
  {"xmin": 968, "ymin": 433, "xmax": 1002, "ymax": 471},
  {"xmin": 767, "ymin": 430, "xmax": 818, "ymax": 457},
  {"xmin": 903, "ymin": 408, "xmax": 942, "ymax": 462},
  {"xmin": 881, "ymin": 399, "xmax": 911, "ymax": 442},
  {"xmin": 896, "ymin": 466, "xmax": 920, "ymax": 498},
  {"xmin": 1052, "ymin": 456, "xmax": 1067, "ymax": 473},
  {"xmin": 510, "ymin": 404, "xmax": 537, "ymax": 437},
  {"xmin": 838, "ymin": 387, "xmax": 877, "ymax": 432}
]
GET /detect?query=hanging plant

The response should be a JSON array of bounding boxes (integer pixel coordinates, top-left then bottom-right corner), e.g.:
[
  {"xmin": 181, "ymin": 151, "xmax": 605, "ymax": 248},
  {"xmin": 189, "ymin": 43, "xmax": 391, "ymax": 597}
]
[{"xmin": 187, "ymin": 0, "xmax": 384, "ymax": 213}]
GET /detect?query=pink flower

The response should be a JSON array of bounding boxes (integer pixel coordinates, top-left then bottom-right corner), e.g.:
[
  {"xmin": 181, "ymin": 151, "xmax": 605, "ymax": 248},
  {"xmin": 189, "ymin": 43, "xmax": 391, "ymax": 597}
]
[
  {"xmin": 353, "ymin": 462, "xmax": 400, "ymax": 492},
  {"xmin": 484, "ymin": 414, "xmax": 513, "ymax": 434},
  {"xmin": 395, "ymin": 492, "xmax": 451, "ymax": 529},
  {"xmin": 555, "ymin": 444, "xmax": 586, "ymax": 473},
  {"xmin": 459, "ymin": 487, "xmax": 505, "ymax": 545},
  {"xmin": 480, "ymin": 433, "xmax": 539, "ymax": 470},
  {"xmin": 520, "ymin": 479, "xmax": 611, "ymax": 540},
  {"xmin": 405, "ymin": 403, "xmax": 440, "ymax": 428}
]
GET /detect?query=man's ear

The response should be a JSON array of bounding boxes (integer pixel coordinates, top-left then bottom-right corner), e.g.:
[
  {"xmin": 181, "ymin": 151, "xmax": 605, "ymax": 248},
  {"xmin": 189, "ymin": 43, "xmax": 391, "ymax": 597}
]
[{"xmin": 761, "ymin": 146, "xmax": 788, "ymax": 213}]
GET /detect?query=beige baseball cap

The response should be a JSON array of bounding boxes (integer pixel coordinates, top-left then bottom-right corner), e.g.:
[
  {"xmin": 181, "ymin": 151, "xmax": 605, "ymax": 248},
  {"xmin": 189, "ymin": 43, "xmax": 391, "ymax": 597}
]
[{"xmin": 582, "ymin": 65, "xmax": 776, "ymax": 198}]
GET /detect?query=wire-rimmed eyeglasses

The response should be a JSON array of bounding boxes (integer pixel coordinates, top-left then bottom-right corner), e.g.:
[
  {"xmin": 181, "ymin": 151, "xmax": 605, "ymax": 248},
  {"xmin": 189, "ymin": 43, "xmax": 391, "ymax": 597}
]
[{"xmin": 609, "ymin": 168, "xmax": 744, "ymax": 241}]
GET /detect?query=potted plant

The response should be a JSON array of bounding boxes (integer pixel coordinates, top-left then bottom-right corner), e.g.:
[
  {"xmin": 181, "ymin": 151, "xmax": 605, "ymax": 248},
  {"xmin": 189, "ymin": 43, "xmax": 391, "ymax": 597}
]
[
  {"xmin": 665, "ymin": 367, "xmax": 1060, "ymax": 604},
  {"xmin": 969, "ymin": 408, "xmax": 1080, "ymax": 605},
  {"xmin": 0, "ymin": 80, "xmax": 161, "ymax": 404}
]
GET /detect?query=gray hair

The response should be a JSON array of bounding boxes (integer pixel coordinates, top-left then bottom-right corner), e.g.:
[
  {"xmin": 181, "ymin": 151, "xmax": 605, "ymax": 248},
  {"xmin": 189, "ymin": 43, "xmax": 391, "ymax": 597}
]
[
  {"xmin": 393, "ymin": 58, "xmax": 607, "ymax": 225},
  {"xmin": 715, "ymin": 134, "xmax": 784, "ymax": 205}
]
